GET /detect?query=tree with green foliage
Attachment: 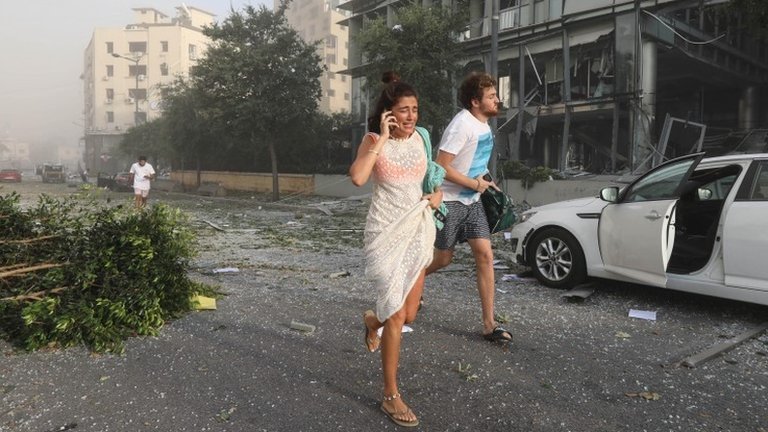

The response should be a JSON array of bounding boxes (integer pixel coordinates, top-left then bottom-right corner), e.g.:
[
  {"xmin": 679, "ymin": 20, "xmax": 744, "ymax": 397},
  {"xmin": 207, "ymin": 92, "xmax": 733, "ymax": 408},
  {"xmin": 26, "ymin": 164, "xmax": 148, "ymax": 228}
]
[
  {"xmin": 356, "ymin": 1, "xmax": 468, "ymax": 141},
  {"xmin": 191, "ymin": 1, "xmax": 324, "ymax": 201},
  {"xmin": 158, "ymin": 78, "xmax": 229, "ymax": 186},
  {"xmin": 119, "ymin": 115, "xmax": 170, "ymax": 166}
]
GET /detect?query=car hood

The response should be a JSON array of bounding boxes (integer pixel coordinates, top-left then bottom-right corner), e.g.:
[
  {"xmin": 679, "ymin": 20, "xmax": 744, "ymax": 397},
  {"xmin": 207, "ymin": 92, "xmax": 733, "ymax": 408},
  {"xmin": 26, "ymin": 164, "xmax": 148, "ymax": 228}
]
[{"xmin": 528, "ymin": 196, "xmax": 606, "ymax": 213}]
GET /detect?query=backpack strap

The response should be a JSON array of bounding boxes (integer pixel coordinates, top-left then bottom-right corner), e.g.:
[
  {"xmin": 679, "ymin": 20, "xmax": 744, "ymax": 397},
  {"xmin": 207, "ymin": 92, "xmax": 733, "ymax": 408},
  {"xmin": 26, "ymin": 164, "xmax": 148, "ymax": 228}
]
[{"xmin": 415, "ymin": 127, "xmax": 432, "ymax": 160}]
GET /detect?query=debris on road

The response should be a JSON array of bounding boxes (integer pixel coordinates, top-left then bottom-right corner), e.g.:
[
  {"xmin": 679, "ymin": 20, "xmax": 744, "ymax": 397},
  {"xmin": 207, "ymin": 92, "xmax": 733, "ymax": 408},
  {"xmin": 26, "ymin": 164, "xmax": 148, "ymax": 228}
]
[
  {"xmin": 561, "ymin": 283, "xmax": 595, "ymax": 300},
  {"xmin": 629, "ymin": 309, "xmax": 657, "ymax": 321},
  {"xmin": 328, "ymin": 271, "xmax": 350, "ymax": 278},
  {"xmin": 625, "ymin": 391, "xmax": 661, "ymax": 401},
  {"xmin": 681, "ymin": 321, "xmax": 768, "ymax": 368},
  {"xmin": 201, "ymin": 219, "xmax": 226, "ymax": 232},
  {"xmin": 211, "ymin": 267, "xmax": 239, "ymax": 274},
  {"xmin": 289, "ymin": 321, "xmax": 316, "ymax": 333},
  {"xmin": 192, "ymin": 295, "xmax": 217, "ymax": 310},
  {"xmin": 501, "ymin": 273, "xmax": 534, "ymax": 282}
]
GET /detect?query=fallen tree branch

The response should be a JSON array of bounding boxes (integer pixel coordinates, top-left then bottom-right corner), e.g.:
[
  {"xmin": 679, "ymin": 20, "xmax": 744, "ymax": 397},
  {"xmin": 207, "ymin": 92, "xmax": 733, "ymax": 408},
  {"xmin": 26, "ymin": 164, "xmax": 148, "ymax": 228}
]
[
  {"xmin": 0, "ymin": 263, "xmax": 30, "ymax": 273},
  {"xmin": 0, "ymin": 235, "xmax": 58, "ymax": 245},
  {"xmin": 201, "ymin": 220, "xmax": 226, "ymax": 232},
  {"xmin": 0, "ymin": 263, "xmax": 63, "ymax": 279},
  {"xmin": 1, "ymin": 286, "xmax": 70, "ymax": 302}
]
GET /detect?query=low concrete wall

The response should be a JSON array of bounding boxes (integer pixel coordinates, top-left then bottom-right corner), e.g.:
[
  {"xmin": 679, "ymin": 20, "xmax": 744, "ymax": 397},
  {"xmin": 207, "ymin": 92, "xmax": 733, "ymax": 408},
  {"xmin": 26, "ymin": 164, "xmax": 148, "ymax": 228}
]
[
  {"xmin": 314, "ymin": 174, "xmax": 371, "ymax": 197},
  {"xmin": 170, "ymin": 171, "xmax": 314, "ymax": 194},
  {"xmin": 164, "ymin": 172, "xmax": 619, "ymax": 206},
  {"xmin": 502, "ymin": 177, "xmax": 617, "ymax": 207},
  {"xmin": 311, "ymin": 174, "xmax": 619, "ymax": 206}
]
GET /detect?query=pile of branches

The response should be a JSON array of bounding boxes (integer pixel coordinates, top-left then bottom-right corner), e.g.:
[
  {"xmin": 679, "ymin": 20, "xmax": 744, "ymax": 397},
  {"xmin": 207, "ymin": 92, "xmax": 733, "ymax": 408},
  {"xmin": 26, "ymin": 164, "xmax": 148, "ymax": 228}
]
[{"xmin": 0, "ymin": 193, "xmax": 213, "ymax": 353}]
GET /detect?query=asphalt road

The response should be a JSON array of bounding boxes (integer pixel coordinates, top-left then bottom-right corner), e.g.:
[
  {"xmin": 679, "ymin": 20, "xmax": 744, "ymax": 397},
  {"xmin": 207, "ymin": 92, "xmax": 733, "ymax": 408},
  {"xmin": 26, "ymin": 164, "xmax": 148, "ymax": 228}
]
[{"xmin": 2, "ymin": 179, "xmax": 767, "ymax": 431}]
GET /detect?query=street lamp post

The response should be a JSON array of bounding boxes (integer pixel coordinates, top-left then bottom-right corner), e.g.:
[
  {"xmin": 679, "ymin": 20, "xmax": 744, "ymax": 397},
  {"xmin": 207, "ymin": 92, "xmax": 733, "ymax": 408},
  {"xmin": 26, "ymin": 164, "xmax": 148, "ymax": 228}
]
[{"xmin": 111, "ymin": 53, "xmax": 142, "ymax": 126}]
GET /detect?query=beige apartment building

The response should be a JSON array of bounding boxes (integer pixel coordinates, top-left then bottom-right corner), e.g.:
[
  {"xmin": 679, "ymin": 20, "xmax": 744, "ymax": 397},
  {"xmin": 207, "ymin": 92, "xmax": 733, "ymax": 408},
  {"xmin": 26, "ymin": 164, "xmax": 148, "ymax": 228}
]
[
  {"xmin": 0, "ymin": 134, "xmax": 31, "ymax": 170},
  {"xmin": 82, "ymin": 5, "xmax": 214, "ymax": 173},
  {"xmin": 279, "ymin": 0, "xmax": 351, "ymax": 114}
]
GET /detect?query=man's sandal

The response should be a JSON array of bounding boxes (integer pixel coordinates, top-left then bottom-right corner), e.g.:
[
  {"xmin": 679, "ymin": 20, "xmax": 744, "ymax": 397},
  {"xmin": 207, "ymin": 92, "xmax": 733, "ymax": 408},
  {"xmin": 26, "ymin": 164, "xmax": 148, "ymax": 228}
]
[
  {"xmin": 380, "ymin": 393, "xmax": 419, "ymax": 427},
  {"xmin": 483, "ymin": 326, "xmax": 513, "ymax": 343},
  {"xmin": 363, "ymin": 310, "xmax": 380, "ymax": 353}
]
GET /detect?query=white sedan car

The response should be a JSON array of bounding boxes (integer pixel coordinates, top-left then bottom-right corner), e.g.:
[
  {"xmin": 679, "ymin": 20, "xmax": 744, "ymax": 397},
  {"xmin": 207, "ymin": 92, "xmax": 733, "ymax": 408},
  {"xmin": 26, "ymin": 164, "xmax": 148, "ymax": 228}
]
[{"xmin": 509, "ymin": 152, "xmax": 768, "ymax": 305}]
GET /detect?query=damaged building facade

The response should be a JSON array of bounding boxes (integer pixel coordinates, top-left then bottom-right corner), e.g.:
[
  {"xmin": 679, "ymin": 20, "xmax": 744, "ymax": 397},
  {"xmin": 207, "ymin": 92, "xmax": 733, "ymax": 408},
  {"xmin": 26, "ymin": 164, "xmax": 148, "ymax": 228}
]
[{"xmin": 340, "ymin": 0, "xmax": 768, "ymax": 174}]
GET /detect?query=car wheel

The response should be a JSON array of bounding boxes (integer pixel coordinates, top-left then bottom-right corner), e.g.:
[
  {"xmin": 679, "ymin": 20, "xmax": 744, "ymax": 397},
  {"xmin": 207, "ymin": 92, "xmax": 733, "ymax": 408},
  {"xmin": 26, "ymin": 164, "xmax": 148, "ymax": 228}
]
[{"xmin": 528, "ymin": 228, "xmax": 586, "ymax": 289}]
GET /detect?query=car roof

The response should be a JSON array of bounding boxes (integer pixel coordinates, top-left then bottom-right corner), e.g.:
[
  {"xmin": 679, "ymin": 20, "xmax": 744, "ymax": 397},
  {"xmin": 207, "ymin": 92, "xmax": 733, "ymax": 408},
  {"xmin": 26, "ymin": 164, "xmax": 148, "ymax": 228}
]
[{"xmin": 702, "ymin": 153, "xmax": 768, "ymax": 163}]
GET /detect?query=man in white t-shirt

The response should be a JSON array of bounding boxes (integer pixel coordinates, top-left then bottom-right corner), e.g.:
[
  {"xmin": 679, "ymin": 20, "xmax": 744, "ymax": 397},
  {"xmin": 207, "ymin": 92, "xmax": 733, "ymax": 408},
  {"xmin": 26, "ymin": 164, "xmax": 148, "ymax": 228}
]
[
  {"xmin": 425, "ymin": 72, "xmax": 512, "ymax": 344},
  {"xmin": 129, "ymin": 155, "xmax": 156, "ymax": 209}
]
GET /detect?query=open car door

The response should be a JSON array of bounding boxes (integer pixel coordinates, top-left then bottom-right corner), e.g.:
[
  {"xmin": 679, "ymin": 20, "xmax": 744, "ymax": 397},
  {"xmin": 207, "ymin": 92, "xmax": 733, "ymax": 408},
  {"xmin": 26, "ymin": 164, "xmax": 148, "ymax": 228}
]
[{"xmin": 598, "ymin": 154, "xmax": 704, "ymax": 287}]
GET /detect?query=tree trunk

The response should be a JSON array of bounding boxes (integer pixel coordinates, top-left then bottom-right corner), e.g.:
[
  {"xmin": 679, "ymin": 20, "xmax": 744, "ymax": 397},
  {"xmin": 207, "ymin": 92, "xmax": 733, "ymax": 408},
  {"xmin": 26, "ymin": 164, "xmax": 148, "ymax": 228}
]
[
  {"xmin": 196, "ymin": 155, "xmax": 201, "ymax": 188},
  {"xmin": 268, "ymin": 141, "xmax": 279, "ymax": 202}
]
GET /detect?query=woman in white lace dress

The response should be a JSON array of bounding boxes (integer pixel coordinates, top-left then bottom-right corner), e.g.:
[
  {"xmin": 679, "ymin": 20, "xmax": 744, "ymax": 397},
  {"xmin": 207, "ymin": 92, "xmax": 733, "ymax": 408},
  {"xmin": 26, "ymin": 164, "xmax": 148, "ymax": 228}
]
[{"xmin": 349, "ymin": 72, "xmax": 442, "ymax": 428}]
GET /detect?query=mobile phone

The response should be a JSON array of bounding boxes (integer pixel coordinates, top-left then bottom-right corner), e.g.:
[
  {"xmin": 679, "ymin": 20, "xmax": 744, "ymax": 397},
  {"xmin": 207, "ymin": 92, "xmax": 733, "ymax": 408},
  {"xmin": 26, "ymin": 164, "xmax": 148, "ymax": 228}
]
[
  {"xmin": 434, "ymin": 208, "xmax": 446, "ymax": 223},
  {"xmin": 482, "ymin": 173, "xmax": 493, "ymax": 182}
]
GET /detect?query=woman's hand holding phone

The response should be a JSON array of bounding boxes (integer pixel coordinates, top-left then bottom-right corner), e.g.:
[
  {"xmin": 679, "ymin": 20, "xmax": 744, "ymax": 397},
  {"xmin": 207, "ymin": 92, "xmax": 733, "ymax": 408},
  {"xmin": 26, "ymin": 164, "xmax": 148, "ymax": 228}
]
[{"xmin": 379, "ymin": 110, "xmax": 398, "ymax": 138}]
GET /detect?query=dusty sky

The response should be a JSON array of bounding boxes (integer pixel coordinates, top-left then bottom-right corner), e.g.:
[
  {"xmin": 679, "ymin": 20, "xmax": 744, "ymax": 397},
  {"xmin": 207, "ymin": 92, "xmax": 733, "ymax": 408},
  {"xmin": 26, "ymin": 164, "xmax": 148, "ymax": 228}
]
[{"xmin": 0, "ymin": 0, "xmax": 270, "ymax": 153}]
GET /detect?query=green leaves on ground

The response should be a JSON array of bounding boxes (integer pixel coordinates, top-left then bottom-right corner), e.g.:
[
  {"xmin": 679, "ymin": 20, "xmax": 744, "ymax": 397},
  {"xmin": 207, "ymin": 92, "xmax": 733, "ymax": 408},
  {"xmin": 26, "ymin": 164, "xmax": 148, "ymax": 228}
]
[{"xmin": 0, "ymin": 193, "xmax": 214, "ymax": 353}]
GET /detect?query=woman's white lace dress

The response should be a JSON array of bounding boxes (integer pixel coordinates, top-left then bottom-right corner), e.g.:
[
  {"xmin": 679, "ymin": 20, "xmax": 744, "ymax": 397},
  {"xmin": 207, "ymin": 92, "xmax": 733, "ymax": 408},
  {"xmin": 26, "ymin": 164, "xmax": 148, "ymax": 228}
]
[{"xmin": 364, "ymin": 133, "xmax": 436, "ymax": 321}]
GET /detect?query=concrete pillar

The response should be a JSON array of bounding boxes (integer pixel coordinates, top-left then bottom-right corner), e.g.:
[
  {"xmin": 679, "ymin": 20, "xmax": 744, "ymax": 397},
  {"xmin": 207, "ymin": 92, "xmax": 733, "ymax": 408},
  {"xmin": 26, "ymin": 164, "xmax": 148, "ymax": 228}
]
[
  {"xmin": 632, "ymin": 39, "xmax": 657, "ymax": 172},
  {"xmin": 738, "ymin": 86, "xmax": 759, "ymax": 129},
  {"xmin": 641, "ymin": 39, "xmax": 657, "ymax": 121}
]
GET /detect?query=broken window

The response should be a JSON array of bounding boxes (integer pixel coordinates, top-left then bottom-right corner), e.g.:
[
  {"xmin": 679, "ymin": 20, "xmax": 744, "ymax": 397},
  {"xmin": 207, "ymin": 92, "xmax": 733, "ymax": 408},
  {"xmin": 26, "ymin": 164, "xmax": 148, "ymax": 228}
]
[
  {"xmin": 563, "ymin": 0, "xmax": 612, "ymax": 15},
  {"xmin": 614, "ymin": 12, "xmax": 636, "ymax": 95}
]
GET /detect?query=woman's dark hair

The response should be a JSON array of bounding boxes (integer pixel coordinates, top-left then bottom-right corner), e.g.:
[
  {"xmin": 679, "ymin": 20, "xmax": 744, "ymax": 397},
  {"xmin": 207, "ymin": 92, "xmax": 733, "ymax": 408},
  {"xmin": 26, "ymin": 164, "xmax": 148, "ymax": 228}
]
[
  {"xmin": 367, "ymin": 71, "xmax": 418, "ymax": 133},
  {"xmin": 458, "ymin": 72, "xmax": 497, "ymax": 110}
]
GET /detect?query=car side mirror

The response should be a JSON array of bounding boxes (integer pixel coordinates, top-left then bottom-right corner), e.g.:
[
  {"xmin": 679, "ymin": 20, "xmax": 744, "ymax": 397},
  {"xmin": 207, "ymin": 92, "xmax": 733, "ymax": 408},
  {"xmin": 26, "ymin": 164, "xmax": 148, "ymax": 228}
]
[
  {"xmin": 697, "ymin": 188, "xmax": 713, "ymax": 200},
  {"xmin": 600, "ymin": 186, "xmax": 620, "ymax": 203}
]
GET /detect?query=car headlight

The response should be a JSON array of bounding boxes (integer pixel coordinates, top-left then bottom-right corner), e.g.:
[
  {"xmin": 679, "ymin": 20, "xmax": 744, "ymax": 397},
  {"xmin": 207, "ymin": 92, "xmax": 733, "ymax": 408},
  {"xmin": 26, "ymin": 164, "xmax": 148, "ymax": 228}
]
[{"xmin": 519, "ymin": 211, "xmax": 537, "ymax": 224}]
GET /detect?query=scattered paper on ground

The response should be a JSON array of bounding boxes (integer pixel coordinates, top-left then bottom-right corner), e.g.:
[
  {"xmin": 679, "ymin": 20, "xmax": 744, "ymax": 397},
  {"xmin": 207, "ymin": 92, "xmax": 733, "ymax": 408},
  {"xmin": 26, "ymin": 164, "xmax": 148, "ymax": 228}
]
[
  {"xmin": 615, "ymin": 331, "xmax": 631, "ymax": 339},
  {"xmin": 377, "ymin": 325, "xmax": 413, "ymax": 337},
  {"xmin": 192, "ymin": 295, "xmax": 217, "ymax": 310},
  {"xmin": 503, "ymin": 232, "xmax": 512, "ymax": 240},
  {"xmin": 502, "ymin": 274, "xmax": 534, "ymax": 282},
  {"xmin": 212, "ymin": 267, "xmax": 239, "ymax": 274},
  {"xmin": 629, "ymin": 309, "xmax": 657, "ymax": 321}
]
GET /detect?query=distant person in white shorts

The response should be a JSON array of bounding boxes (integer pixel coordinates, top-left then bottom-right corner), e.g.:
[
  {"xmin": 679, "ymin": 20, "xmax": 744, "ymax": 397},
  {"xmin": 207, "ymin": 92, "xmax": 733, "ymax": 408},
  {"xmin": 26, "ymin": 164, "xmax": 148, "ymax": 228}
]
[{"xmin": 129, "ymin": 155, "xmax": 155, "ymax": 209}]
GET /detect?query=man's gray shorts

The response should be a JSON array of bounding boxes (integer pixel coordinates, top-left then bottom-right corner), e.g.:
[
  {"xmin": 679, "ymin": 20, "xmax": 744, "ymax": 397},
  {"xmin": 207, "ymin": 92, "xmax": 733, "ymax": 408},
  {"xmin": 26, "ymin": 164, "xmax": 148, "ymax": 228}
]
[{"xmin": 435, "ymin": 200, "xmax": 490, "ymax": 250}]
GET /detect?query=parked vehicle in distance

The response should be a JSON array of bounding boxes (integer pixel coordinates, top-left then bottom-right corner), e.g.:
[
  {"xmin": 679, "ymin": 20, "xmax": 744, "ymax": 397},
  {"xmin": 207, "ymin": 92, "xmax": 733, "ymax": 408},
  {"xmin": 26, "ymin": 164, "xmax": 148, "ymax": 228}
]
[
  {"xmin": 113, "ymin": 172, "xmax": 133, "ymax": 192},
  {"xmin": 40, "ymin": 164, "xmax": 66, "ymax": 183},
  {"xmin": 0, "ymin": 169, "xmax": 22, "ymax": 183},
  {"xmin": 96, "ymin": 172, "xmax": 133, "ymax": 192},
  {"xmin": 509, "ymin": 152, "xmax": 768, "ymax": 306}
]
